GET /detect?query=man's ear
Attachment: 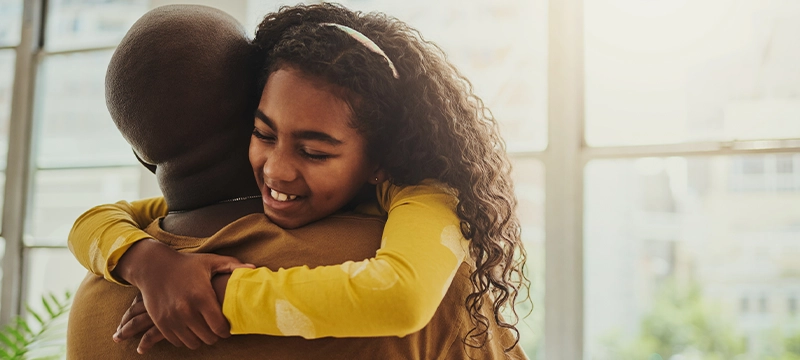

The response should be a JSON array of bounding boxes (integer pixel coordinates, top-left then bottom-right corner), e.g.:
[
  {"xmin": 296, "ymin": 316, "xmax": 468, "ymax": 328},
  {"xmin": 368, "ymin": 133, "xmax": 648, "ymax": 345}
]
[
  {"xmin": 133, "ymin": 149, "xmax": 157, "ymax": 174},
  {"xmin": 369, "ymin": 168, "xmax": 388, "ymax": 185}
]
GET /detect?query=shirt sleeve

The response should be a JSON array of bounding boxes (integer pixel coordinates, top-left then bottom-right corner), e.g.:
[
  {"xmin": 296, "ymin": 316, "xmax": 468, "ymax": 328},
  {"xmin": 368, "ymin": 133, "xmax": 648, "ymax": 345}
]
[
  {"xmin": 224, "ymin": 179, "xmax": 469, "ymax": 338},
  {"xmin": 67, "ymin": 197, "xmax": 168, "ymax": 285}
]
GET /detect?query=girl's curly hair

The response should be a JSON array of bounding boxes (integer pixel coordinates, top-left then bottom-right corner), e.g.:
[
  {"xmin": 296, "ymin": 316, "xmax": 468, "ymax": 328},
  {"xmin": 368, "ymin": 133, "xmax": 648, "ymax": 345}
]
[{"xmin": 252, "ymin": 3, "xmax": 529, "ymax": 350}]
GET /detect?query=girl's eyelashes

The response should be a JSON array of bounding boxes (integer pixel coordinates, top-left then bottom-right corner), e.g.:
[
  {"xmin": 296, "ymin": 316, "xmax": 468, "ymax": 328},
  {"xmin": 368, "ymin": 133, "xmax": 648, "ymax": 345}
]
[
  {"xmin": 301, "ymin": 149, "xmax": 332, "ymax": 161},
  {"xmin": 252, "ymin": 128, "xmax": 275, "ymax": 142},
  {"xmin": 253, "ymin": 128, "xmax": 332, "ymax": 161}
]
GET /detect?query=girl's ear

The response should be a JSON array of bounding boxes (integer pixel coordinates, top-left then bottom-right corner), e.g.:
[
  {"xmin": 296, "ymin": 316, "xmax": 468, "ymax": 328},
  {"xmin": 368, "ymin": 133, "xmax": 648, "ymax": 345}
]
[{"xmin": 369, "ymin": 168, "xmax": 388, "ymax": 185}]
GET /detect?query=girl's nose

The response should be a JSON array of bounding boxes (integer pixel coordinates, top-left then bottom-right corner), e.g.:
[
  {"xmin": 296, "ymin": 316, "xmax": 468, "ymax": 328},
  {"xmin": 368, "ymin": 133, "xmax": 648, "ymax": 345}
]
[{"xmin": 262, "ymin": 147, "xmax": 299, "ymax": 183}]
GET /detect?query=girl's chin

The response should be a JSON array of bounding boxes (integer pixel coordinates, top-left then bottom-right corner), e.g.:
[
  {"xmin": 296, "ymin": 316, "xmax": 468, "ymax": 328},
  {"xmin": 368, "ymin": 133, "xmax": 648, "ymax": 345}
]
[{"xmin": 263, "ymin": 207, "xmax": 305, "ymax": 229}]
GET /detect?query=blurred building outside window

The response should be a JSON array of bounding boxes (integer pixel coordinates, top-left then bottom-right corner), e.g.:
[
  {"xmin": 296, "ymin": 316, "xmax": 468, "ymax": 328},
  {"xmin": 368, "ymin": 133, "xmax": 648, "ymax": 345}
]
[{"xmin": 1, "ymin": 0, "xmax": 798, "ymax": 359}]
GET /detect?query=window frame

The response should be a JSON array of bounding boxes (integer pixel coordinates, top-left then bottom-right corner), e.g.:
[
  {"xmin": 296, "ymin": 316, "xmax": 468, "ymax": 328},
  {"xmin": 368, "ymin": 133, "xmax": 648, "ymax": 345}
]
[
  {"xmin": 544, "ymin": 0, "xmax": 800, "ymax": 358},
  {"xmin": 2, "ymin": 0, "xmax": 800, "ymax": 358},
  {"xmin": 1, "ymin": 0, "xmax": 43, "ymax": 326},
  {"xmin": 0, "ymin": 0, "xmax": 125, "ymax": 325}
]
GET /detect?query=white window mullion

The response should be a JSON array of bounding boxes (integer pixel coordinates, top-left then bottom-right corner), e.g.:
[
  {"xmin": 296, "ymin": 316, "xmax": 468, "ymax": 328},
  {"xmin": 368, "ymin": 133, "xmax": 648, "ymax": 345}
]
[
  {"xmin": 1, "ymin": 0, "xmax": 44, "ymax": 325},
  {"xmin": 583, "ymin": 140, "xmax": 800, "ymax": 160},
  {"xmin": 546, "ymin": 0, "xmax": 585, "ymax": 358}
]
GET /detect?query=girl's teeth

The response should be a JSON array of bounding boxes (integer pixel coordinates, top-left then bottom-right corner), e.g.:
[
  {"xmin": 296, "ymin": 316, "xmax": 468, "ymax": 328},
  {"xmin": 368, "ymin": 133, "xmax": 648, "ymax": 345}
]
[{"xmin": 270, "ymin": 189, "xmax": 297, "ymax": 202}]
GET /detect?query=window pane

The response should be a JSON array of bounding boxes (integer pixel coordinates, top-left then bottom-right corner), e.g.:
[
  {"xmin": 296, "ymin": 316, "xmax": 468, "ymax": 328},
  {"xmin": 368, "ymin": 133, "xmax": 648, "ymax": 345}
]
[
  {"xmin": 0, "ymin": 172, "xmax": 5, "ymax": 232},
  {"xmin": 23, "ymin": 247, "xmax": 86, "ymax": 338},
  {"xmin": 28, "ymin": 167, "xmax": 141, "ymax": 246},
  {"xmin": 45, "ymin": 0, "xmax": 148, "ymax": 52},
  {"xmin": 245, "ymin": 1, "xmax": 297, "ymax": 31},
  {"xmin": 0, "ymin": 50, "xmax": 12, "ymax": 233},
  {"xmin": 0, "ymin": 0, "xmax": 22, "ymax": 47},
  {"xmin": 0, "ymin": 49, "xmax": 13, "ymax": 170},
  {"xmin": 335, "ymin": 0, "xmax": 548, "ymax": 152},
  {"xmin": 511, "ymin": 157, "xmax": 545, "ymax": 358},
  {"xmin": 24, "ymin": 247, "xmax": 86, "ymax": 305},
  {"xmin": 585, "ymin": 1, "xmax": 800, "ymax": 146},
  {"xmin": 585, "ymin": 155, "xmax": 800, "ymax": 359},
  {"xmin": 0, "ymin": 236, "xmax": 4, "ymax": 314},
  {"xmin": 35, "ymin": 51, "xmax": 138, "ymax": 168}
]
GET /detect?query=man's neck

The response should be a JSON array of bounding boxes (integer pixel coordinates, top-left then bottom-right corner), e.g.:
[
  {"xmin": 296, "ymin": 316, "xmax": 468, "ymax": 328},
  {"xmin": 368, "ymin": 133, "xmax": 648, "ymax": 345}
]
[{"xmin": 159, "ymin": 198, "xmax": 264, "ymax": 238}]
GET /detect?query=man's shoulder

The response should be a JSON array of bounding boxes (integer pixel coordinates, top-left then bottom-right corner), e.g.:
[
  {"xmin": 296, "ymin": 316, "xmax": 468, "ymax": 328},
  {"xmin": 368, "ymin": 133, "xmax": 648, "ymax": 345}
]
[
  {"xmin": 226, "ymin": 206, "xmax": 387, "ymax": 228},
  {"xmin": 326, "ymin": 211, "xmax": 387, "ymax": 225}
]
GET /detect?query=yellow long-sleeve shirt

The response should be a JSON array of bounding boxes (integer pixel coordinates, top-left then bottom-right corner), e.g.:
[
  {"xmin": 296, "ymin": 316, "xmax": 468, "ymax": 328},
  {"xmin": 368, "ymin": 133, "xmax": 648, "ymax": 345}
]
[{"xmin": 67, "ymin": 181, "xmax": 470, "ymax": 338}]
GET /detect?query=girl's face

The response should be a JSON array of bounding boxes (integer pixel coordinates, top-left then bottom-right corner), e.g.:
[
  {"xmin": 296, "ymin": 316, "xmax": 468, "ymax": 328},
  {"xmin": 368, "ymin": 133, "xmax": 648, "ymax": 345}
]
[{"xmin": 249, "ymin": 66, "xmax": 379, "ymax": 229}]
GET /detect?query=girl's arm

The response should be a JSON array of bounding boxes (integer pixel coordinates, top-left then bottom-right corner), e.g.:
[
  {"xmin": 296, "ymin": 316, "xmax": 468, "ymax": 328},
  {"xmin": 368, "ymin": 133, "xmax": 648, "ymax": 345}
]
[
  {"xmin": 224, "ymin": 180, "xmax": 468, "ymax": 338},
  {"xmin": 68, "ymin": 197, "xmax": 168, "ymax": 285},
  {"xmin": 69, "ymin": 196, "xmax": 253, "ymax": 350},
  {"xmin": 70, "ymin": 180, "xmax": 467, "ymax": 338}
]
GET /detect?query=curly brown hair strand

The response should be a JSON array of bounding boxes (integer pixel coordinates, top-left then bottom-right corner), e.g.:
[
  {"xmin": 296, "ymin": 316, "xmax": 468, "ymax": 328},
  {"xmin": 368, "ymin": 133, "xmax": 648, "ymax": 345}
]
[{"xmin": 252, "ymin": 3, "xmax": 530, "ymax": 351}]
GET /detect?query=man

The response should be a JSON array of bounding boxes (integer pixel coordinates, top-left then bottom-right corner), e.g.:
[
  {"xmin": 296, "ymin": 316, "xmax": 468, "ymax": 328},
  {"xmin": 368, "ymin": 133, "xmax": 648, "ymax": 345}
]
[{"xmin": 66, "ymin": 5, "xmax": 524, "ymax": 359}]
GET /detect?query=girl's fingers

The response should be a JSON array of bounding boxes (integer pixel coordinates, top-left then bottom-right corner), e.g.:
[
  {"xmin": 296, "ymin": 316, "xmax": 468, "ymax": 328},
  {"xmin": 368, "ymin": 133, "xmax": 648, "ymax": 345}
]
[
  {"xmin": 113, "ymin": 312, "xmax": 154, "ymax": 342},
  {"xmin": 136, "ymin": 326, "xmax": 166, "ymax": 354}
]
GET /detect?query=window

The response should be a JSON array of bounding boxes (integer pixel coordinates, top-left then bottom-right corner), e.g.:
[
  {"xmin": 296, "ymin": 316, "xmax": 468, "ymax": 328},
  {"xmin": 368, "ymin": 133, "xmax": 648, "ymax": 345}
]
[
  {"xmin": 582, "ymin": 0, "xmax": 800, "ymax": 359},
  {"xmin": 334, "ymin": 1, "xmax": 548, "ymax": 355},
  {"xmin": 0, "ymin": 0, "xmax": 23, "ymax": 47},
  {"xmin": 2, "ymin": 0, "xmax": 798, "ymax": 359},
  {"xmin": 742, "ymin": 297, "xmax": 750, "ymax": 314},
  {"xmin": 3, "ymin": 0, "xmax": 547, "ymax": 357}
]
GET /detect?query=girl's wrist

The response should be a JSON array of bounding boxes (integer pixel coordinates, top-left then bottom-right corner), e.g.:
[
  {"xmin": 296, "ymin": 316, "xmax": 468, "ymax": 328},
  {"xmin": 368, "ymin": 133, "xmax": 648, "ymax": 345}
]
[
  {"xmin": 211, "ymin": 273, "xmax": 231, "ymax": 305},
  {"xmin": 114, "ymin": 238, "xmax": 174, "ymax": 286}
]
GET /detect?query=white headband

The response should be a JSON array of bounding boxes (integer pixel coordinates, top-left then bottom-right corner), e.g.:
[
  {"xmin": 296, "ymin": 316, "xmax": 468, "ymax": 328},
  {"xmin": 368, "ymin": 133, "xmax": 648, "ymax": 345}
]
[{"xmin": 320, "ymin": 23, "xmax": 400, "ymax": 79}]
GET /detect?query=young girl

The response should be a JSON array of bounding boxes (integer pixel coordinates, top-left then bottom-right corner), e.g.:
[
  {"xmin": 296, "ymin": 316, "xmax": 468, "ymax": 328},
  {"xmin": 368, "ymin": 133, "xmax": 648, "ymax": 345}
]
[{"xmin": 69, "ymin": 3, "xmax": 527, "ymax": 354}]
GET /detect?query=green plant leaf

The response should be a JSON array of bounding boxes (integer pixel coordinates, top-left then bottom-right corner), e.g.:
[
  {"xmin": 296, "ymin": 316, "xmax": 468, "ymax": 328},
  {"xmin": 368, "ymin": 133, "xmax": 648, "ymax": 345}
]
[
  {"xmin": 41, "ymin": 297, "xmax": 55, "ymax": 318},
  {"xmin": 14, "ymin": 319, "xmax": 33, "ymax": 337},
  {"xmin": 0, "ymin": 291, "xmax": 73, "ymax": 360},
  {"xmin": 25, "ymin": 305, "xmax": 45, "ymax": 327},
  {"xmin": 0, "ymin": 346, "xmax": 13, "ymax": 359},
  {"xmin": 0, "ymin": 332, "xmax": 20, "ymax": 353},
  {"xmin": 8, "ymin": 329, "xmax": 25, "ymax": 347},
  {"xmin": 48, "ymin": 294, "xmax": 60, "ymax": 307}
]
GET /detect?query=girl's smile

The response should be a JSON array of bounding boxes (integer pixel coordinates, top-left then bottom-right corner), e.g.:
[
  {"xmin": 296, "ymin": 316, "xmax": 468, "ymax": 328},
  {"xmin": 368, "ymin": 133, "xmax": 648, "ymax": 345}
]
[
  {"xmin": 262, "ymin": 186, "xmax": 301, "ymax": 210},
  {"xmin": 249, "ymin": 66, "xmax": 382, "ymax": 229}
]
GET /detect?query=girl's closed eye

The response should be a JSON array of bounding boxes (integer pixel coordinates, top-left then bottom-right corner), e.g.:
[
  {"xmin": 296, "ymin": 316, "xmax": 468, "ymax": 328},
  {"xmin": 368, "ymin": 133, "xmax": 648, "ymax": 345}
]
[
  {"xmin": 252, "ymin": 128, "xmax": 276, "ymax": 142},
  {"xmin": 300, "ymin": 148, "xmax": 333, "ymax": 161}
]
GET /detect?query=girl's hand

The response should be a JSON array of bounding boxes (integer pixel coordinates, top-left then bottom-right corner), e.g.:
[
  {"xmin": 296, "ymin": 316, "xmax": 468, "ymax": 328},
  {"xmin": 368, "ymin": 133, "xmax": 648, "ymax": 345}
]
[
  {"xmin": 113, "ymin": 239, "xmax": 254, "ymax": 350},
  {"xmin": 113, "ymin": 293, "xmax": 165, "ymax": 354},
  {"xmin": 114, "ymin": 271, "xmax": 233, "ymax": 354}
]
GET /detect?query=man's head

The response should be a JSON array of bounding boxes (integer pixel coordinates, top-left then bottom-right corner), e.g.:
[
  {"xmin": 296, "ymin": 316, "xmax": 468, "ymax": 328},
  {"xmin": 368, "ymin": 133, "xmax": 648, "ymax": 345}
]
[{"xmin": 106, "ymin": 5, "xmax": 260, "ymax": 210}]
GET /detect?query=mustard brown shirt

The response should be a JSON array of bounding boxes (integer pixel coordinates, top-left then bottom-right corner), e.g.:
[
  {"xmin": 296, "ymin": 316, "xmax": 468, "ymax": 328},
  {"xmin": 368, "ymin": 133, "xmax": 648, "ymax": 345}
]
[
  {"xmin": 68, "ymin": 182, "xmax": 470, "ymax": 337},
  {"xmin": 66, "ymin": 210, "xmax": 527, "ymax": 359}
]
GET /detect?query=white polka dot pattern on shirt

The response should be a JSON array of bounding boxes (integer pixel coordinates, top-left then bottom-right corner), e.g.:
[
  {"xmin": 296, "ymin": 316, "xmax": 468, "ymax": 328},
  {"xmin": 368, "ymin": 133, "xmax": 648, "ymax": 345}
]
[
  {"xmin": 111, "ymin": 235, "xmax": 128, "ymax": 251},
  {"xmin": 341, "ymin": 260, "xmax": 369, "ymax": 277},
  {"xmin": 340, "ymin": 259, "xmax": 399, "ymax": 290},
  {"xmin": 440, "ymin": 225, "xmax": 467, "ymax": 262},
  {"xmin": 440, "ymin": 225, "xmax": 468, "ymax": 297},
  {"xmin": 106, "ymin": 236, "xmax": 129, "ymax": 274},
  {"xmin": 89, "ymin": 239, "xmax": 105, "ymax": 274},
  {"xmin": 275, "ymin": 299, "xmax": 316, "ymax": 338}
]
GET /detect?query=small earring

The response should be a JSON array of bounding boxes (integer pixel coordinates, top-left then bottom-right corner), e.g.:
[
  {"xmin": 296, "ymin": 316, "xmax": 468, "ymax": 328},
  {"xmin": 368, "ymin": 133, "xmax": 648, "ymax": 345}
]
[{"xmin": 374, "ymin": 177, "xmax": 379, "ymax": 182}]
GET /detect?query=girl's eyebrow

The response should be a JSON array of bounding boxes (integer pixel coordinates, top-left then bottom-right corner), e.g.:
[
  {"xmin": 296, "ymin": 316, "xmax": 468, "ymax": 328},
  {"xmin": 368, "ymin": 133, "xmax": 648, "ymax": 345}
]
[
  {"xmin": 254, "ymin": 109, "xmax": 344, "ymax": 146},
  {"xmin": 254, "ymin": 109, "xmax": 276, "ymax": 129}
]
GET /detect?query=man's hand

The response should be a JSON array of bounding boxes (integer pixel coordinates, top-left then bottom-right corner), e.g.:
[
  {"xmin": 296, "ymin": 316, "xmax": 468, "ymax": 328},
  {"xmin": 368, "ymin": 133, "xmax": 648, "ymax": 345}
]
[{"xmin": 113, "ymin": 239, "xmax": 253, "ymax": 351}]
